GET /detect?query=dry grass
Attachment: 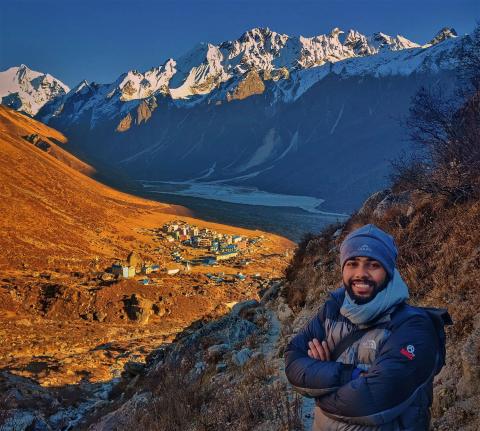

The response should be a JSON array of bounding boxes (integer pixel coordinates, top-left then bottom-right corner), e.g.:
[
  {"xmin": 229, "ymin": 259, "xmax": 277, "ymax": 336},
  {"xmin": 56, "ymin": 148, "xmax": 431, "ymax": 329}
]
[{"xmin": 118, "ymin": 355, "xmax": 303, "ymax": 431}]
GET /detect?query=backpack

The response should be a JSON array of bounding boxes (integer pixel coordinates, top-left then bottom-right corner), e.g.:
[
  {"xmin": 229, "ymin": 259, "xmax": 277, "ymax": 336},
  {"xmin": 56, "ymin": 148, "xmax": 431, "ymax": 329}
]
[{"xmin": 418, "ymin": 307, "xmax": 452, "ymax": 374}]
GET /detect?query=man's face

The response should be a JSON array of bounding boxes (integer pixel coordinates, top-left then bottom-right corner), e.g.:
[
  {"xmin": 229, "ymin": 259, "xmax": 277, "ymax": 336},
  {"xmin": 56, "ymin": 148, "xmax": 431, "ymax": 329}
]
[{"xmin": 342, "ymin": 256, "xmax": 388, "ymax": 304}]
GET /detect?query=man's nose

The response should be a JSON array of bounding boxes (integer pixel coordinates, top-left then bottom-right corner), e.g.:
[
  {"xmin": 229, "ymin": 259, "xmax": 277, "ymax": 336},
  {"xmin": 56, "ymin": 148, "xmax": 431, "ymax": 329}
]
[{"xmin": 353, "ymin": 264, "xmax": 369, "ymax": 278}]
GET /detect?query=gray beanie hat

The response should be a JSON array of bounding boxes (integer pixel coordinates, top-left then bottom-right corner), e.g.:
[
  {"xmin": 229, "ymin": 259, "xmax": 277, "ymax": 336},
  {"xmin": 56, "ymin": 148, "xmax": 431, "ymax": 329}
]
[{"xmin": 340, "ymin": 224, "xmax": 398, "ymax": 278}]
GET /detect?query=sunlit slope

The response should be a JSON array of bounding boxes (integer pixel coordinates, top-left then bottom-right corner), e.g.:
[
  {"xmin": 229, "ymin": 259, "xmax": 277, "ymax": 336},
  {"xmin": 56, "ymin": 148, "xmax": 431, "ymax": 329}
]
[{"xmin": 0, "ymin": 105, "xmax": 189, "ymax": 269}]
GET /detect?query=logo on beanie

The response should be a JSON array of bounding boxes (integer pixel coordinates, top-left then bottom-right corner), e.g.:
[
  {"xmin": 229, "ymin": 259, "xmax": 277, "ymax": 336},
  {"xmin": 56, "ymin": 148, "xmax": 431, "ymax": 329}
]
[{"xmin": 358, "ymin": 244, "xmax": 372, "ymax": 252}]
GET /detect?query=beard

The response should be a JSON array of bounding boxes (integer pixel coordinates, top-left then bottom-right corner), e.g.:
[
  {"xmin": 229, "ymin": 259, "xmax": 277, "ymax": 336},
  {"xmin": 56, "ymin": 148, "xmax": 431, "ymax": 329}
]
[{"xmin": 345, "ymin": 277, "xmax": 389, "ymax": 305}]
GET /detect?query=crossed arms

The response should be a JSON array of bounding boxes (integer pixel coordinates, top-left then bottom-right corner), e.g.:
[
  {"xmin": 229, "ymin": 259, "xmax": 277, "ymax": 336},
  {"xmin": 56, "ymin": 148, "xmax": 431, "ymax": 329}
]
[{"xmin": 284, "ymin": 305, "xmax": 438, "ymax": 424}]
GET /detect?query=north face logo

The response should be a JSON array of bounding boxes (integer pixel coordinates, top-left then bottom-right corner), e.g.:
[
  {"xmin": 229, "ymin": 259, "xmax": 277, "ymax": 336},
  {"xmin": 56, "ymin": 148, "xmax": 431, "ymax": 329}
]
[
  {"xmin": 400, "ymin": 344, "xmax": 416, "ymax": 360},
  {"xmin": 361, "ymin": 339, "xmax": 377, "ymax": 350},
  {"xmin": 358, "ymin": 244, "xmax": 372, "ymax": 252}
]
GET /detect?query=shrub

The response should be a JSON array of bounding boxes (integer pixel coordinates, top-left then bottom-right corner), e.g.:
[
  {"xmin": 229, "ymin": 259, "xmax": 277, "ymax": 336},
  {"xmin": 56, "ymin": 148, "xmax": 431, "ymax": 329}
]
[{"xmin": 391, "ymin": 25, "xmax": 480, "ymax": 203}]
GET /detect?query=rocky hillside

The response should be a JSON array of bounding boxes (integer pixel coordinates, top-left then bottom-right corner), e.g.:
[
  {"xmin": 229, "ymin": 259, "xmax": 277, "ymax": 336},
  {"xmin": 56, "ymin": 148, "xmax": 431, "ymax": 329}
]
[
  {"xmin": 4, "ymin": 188, "xmax": 477, "ymax": 430},
  {"xmin": 0, "ymin": 107, "xmax": 294, "ymax": 430}
]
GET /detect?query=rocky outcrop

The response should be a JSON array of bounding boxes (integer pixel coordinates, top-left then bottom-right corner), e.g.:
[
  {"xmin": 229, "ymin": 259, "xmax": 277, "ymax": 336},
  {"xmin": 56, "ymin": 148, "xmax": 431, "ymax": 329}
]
[
  {"xmin": 116, "ymin": 114, "xmax": 132, "ymax": 132},
  {"xmin": 122, "ymin": 294, "xmax": 153, "ymax": 324},
  {"xmin": 227, "ymin": 71, "xmax": 265, "ymax": 101},
  {"xmin": 23, "ymin": 133, "xmax": 51, "ymax": 152}
]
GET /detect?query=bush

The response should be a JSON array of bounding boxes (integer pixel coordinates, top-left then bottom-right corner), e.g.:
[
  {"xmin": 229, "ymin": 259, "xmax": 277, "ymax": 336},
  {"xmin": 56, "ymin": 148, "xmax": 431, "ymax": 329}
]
[{"xmin": 391, "ymin": 25, "xmax": 480, "ymax": 203}]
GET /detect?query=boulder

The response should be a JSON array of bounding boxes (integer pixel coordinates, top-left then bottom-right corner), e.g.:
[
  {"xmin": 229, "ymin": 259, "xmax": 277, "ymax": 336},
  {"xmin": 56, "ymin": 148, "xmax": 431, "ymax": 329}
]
[
  {"xmin": 373, "ymin": 191, "xmax": 412, "ymax": 218},
  {"xmin": 231, "ymin": 300, "xmax": 259, "ymax": 316},
  {"xmin": 127, "ymin": 251, "xmax": 141, "ymax": 268},
  {"xmin": 122, "ymin": 294, "xmax": 153, "ymax": 324},
  {"xmin": 358, "ymin": 189, "xmax": 391, "ymax": 215},
  {"xmin": 207, "ymin": 343, "xmax": 231, "ymax": 362},
  {"xmin": 232, "ymin": 348, "xmax": 253, "ymax": 367},
  {"xmin": 276, "ymin": 300, "xmax": 293, "ymax": 323}
]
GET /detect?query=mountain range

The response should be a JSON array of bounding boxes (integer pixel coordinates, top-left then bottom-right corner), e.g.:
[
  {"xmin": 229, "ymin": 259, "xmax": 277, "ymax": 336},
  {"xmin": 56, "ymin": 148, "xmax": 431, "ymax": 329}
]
[{"xmin": 1, "ymin": 26, "xmax": 468, "ymax": 211}]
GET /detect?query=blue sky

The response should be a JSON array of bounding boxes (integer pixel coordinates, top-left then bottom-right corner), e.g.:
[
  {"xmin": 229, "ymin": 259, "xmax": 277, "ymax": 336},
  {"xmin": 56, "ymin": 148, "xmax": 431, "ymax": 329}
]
[{"xmin": 1, "ymin": 0, "xmax": 478, "ymax": 87}]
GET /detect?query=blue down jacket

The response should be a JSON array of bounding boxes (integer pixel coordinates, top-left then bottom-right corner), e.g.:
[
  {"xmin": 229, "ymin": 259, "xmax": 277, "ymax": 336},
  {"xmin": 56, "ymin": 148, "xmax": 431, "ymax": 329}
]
[{"xmin": 285, "ymin": 288, "xmax": 442, "ymax": 430}]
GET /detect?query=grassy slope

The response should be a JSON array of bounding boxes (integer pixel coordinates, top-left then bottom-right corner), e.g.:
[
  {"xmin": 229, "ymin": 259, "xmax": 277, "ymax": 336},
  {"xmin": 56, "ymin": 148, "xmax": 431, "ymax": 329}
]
[{"xmin": 0, "ymin": 105, "xmax": 192, "ymax": 270}]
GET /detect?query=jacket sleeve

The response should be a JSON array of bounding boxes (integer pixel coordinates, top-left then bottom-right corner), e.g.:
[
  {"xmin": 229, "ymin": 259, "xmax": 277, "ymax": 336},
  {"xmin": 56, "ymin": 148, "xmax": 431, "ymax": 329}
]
[
  {"xmin": 284, "ymin": 305, "xmax": 355, "ymax": 397},
  {"xmin": 316, "ymin": 314, "xmax": 438, "ymax": 425}
]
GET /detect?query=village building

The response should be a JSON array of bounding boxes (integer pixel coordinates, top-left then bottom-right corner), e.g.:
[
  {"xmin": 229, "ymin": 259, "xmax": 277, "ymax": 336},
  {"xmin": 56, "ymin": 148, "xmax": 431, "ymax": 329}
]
[
  {"xmin": 127, "ymin": 251, "xmax": 142, "ymax": 268},
  {"xmin": 141, "ymin": 265, "xmax": 153, "ymax": 275},
  {"xmin": 141, "ymin": 263, "xmax": 160, "ymax": 275},
  {"xmin": 210, "ymin": 241, "xmax": 220, "ymax": 253},
  {"xmin": 196, "ymin": 238, "xmax": 212, "ymax": 248},
  {"xmin": 166, "ymin": 268, "xmax": 180, "ymax": 275},
  {"xmin": 216, "ymin": 251, "xmax": 238, "ymax": 261},
  {"xmin": 122, "ymin": 266, "xmax": 136, "ymax": 278},
  {"xmin": 111, "ymin": 262, "xmax": 135, "ymax": 278},
  {"xmin": 220, "ymin": 244, "xmax": 237, "ymax": 253}
]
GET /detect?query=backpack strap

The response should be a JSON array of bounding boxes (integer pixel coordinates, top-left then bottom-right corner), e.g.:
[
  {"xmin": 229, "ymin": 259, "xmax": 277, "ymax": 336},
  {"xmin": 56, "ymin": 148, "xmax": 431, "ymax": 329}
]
[
  {"xmin": 330, "ymin": 327, "xmax": 372, "ymax": 361},
  {"xmin": 330, "ymin": 312, "xmax": 392, "ymax": 361}
]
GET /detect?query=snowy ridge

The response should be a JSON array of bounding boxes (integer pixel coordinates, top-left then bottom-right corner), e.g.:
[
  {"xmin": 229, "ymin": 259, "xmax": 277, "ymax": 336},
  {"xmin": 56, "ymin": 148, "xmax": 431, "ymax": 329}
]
[
  {"xmin": 33, "ymin": 26, "xmax": 460, "ymax": 127},
  {"xmin": 276, "ymin": 33, "xmax": 461, "ymax": 102},
  {"xmin": 0, "ymin": 65, "xmax": 69, "ymax": 116}
]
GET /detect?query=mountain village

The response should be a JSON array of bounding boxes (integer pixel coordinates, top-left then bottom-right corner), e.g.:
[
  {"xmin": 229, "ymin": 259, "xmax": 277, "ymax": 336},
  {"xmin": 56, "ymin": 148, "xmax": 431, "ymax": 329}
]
[{"xmin": 103, "ymin": 220, "xmax": 279, "ymax": 290}]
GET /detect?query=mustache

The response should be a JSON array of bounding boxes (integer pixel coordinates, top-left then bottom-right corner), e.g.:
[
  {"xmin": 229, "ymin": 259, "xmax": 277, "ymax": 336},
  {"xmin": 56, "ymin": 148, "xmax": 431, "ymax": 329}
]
[{"xmin": 347, "ymin": 278, "xmax": 376, "ymax": 287}]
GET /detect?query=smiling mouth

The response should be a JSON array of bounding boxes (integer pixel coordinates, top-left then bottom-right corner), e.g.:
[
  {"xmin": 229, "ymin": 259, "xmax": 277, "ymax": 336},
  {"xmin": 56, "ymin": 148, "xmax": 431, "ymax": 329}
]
[{"xmin": 351, "ymin": 281, "xmax": 374, "ymax": 295}]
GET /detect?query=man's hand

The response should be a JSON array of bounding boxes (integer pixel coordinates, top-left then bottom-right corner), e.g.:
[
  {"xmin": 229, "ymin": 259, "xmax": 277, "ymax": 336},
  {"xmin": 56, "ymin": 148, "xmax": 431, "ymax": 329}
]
[{"xmin": 308, "ymin": 338, "xmax": 331, "ymax": 361}]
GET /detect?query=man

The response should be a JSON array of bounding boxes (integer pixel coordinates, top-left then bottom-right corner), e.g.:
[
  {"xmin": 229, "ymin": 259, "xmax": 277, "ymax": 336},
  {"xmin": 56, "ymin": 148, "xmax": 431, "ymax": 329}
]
[{"xmin": 285, "ymin": 224, "xmax": 449, "ymax": 430}]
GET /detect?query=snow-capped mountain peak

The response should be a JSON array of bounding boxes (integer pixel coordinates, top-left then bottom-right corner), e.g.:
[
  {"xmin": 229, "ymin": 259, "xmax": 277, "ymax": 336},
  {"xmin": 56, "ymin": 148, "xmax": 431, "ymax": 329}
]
[
  {"xmin": 427, "ymin": 27, "xmax": 458, "ymax": 46},
  {"xmin": 0, "ymin": 64, "xmax": 69, "ymax": 115},
  {"xmin": 72, "ymin": 80, "xmax": 91, "ymax": 94},
  {"xmin": 370, "ymin": 32, "xmax": 420, "ymax": 50}
]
